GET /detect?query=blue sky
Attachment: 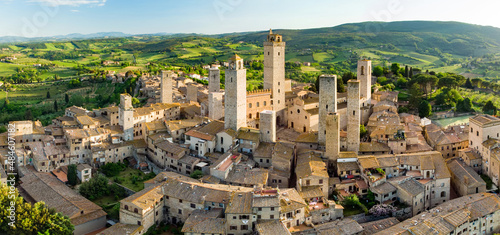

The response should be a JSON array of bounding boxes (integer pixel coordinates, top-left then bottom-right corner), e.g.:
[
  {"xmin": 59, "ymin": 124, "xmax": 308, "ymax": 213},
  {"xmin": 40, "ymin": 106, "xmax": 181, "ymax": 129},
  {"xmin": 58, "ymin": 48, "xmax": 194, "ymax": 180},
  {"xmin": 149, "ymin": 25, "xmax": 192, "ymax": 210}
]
[{"xmin": 1, "ymin": 0, "xmax": 499, "ymax": 37}]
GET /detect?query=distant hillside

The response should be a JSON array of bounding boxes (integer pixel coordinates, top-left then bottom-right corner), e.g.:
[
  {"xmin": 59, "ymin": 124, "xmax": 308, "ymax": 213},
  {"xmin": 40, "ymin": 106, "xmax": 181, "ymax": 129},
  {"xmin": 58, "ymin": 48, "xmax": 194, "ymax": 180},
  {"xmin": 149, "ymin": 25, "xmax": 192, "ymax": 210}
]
[
  {"xmin": 230, "ymin": 21, "xmax": 500, "ymax": 57},
  {"xmin": 0, "ymin": 32, "xmax": 131, "ymax": 43}
]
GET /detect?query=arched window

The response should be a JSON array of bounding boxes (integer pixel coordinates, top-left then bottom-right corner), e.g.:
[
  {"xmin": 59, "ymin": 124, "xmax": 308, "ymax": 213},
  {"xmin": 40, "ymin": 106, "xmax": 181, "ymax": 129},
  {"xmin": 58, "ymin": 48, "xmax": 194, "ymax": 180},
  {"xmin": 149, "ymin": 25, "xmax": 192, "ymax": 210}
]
[
  {"xmin": 249, "ymin": 103, "xmax": 252, "ymax": 108},
  {"xmin": 249, "ymin": 113, "xmax": 252, "ymax": 119},
  {"xmin": 256, "ymin": 102, "xmax": 260, "ymax": 107},
  {"xmin": 361, "ymin": 66, "xmax": 365, "ymax": 75},
  {"xmin": 256, "ymin": 113, "xmax": 260, "ymax": 119},
  {"xmin": 125, "ymin": 205, "xmax": 129, "ymax": 210},
  {"xmin": 134, "ymin": 208, "xmax": 138, "ymax": 213},
  {"xmin": 326, "ymin": 105, "xmax": 328, "ymax": 110},
  {"xmin": 297, "ymin": 109, "xmax": 300, "ymax": 114},
  {"xmin": 264, "ymin": 101, "xmax": 267, "ymax": 106},
  {"xmin": 441, "ymin": 191, "xmax": 446, "ymax": 198}
]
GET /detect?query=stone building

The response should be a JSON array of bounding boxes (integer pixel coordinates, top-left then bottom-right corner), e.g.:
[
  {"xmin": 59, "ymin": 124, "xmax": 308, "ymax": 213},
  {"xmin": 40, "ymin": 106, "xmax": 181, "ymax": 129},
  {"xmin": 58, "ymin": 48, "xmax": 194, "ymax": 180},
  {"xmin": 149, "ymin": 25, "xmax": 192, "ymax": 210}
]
[
  {"xmin": 375, "ymin": 193, "xmax": 500, "ymax": 235},
  {"xmin": 447, "ymin": 159, "xmax": 486, "ymax": 197},
  {"xmin": 224, "ymin": 54, "xmax": 247, "ymax": 131},
  {"xmin": 347, "ymin": 80, "xmax": 361, "ymax": 153},
  {"xmin": 318, "ymin": 75, "xmax": 337, "ymax": 144},
  {"xmin": 208, "ymin": 92, "xmax": 224, "ymax": 120},
  {"xmin": 264, "ymin": 29, "xmax": 286, "ymax": 126},
  {"xmin": 160, "ymin": 70, "xmax": 174, "ymax": 104},
  {"xmin": 208, "ymin": 67, "xmax": 220, "ymax": 93}
]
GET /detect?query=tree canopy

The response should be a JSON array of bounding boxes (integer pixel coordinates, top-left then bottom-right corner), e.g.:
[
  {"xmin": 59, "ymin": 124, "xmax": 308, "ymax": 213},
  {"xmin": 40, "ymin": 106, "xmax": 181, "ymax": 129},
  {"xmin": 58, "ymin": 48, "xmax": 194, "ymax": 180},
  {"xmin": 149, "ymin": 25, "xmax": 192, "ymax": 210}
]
[{"xmin": 0, "ymin": 184, "xmax": 74, "ymax": 235}]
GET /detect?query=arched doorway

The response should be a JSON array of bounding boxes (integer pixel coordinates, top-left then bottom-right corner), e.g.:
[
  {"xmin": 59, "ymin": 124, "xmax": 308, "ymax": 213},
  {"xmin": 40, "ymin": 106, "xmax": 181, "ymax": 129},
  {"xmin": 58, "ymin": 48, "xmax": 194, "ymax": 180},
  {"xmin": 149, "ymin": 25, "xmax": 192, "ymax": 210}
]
[{"xmin": 291, "ymin": 122, "xmax": 294, "ymax": 128}]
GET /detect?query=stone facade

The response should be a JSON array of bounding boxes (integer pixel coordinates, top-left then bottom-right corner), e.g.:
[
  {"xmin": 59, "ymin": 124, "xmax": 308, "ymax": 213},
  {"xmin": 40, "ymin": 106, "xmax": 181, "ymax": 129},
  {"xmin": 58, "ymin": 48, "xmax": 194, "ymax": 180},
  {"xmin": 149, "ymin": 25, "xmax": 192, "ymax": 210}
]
[
  {"xmin": 357, "ymin": 60, "xmax": 372, "ymax": 105},
  {"xmin": 325, "ymin": 113, "xmax": 340, "ymax": 165},
  {"xmin": 347, "ymin": 80, "xmax": 361, "ymax": 153},
  {"xmin": 119, "ymin": 94, "xmax": 134, "ymax": 141},
  {"xmin": 260, "ymin": 110, "xmax": 276, "ymax": 143},
  {"xmin": 264, "ymin": 29, "xmax": 286, "ymax": 126},
  {"xmin": 208, "ymin": 92, "xmax": 224, "ymax": 120},
  {"xmin": 318, "ymin": 75, "xmax": 337, "ymax": 144},
  {"xmin": 224, "ymin": 55, "xmax": 247, "ymax": 131},
  {"xmin": 208, "ymin": 68, "xmax": 220, "ymax": 93},
  {"xmin": 160, "ymin": 70, "xmax": 174, "ymax": 104},
  {"xmin": 186, "ymin": 83, "xmax": 198, "ymax": 103}
]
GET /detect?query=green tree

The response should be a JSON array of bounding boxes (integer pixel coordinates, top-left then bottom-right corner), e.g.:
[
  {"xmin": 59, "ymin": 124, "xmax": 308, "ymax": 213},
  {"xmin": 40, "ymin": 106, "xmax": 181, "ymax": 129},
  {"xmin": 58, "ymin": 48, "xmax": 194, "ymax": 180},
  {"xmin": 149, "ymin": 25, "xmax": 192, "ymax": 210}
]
[
  {"xmin": 360, "ymin": 125, "xmax": 367, "ymax": 138},
  {"xmin": 46, "ymin": 91, "xmax": 50, "ymax": 99},
  {"xmin": 54, "ymin": 100, "xmax": 58, "ymax": 112},
  {"xmin": 337, "ymin": 77, "xmax": 345, "ymax": 93},
  {"xmin": 408, "ymin": 83, "xmax": 423, "ymax": 110},
  {"xmin": 396, "ymin": 77, "xmax": 408, "ymax": 89},
  {"xmin": 418, "ymin": 100, "xmax": 432, "ymax": 118},
  {"xmin": 67, "ymin": 164, "xmax": 78, "ymax": 186},
  {"xmin": 0, "ymin": 184, "xmax": 74, "ymax": 235},
  {"xmin": 190, "ymin": 170, "xmax": 204, "ymax": 179},
  {"xmin": 483, "ymin": 100, "xmax": 497, "ymax": 115},
  {"xmin": 65, "ymin": 94, "xmax": 69, "ymax": 104},
  {"xmin": 464, "ymin": 78, "xmax": 473, "ymax": 89},
  {"xmin": 25, "ymin": 109, "xmax": 33, "ymax": 120},
  {"xmin": 456, "ymin": 98, "xmax": 473, "ymax": 113},
  {"xmin": 342, "ymin": 72, "xmax": 356, "ymax": 84},
  {"xmin": 79, "ymin": 174, "xmax": 110, "ymax": 200},
  {"xmin": 409, "ymin": 67, "xmax": 413, "ymax": 78},
  {"xmin": 373, "ymin": 66, "xmax": 384, "ymax": 77},
  {"xmin": 391, "ymin": 63, "xmax": 400, "ymax": 75},
  {"xmin": 404, "ymin": 65, "xmax": 409, "ymax": 78}
]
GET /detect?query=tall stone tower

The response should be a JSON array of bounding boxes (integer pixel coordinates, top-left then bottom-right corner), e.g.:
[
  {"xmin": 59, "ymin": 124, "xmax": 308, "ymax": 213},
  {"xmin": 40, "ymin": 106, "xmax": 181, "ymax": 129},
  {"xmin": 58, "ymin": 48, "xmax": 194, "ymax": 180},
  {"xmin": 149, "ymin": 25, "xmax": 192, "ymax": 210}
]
[
  {"xmin": 318, "ymin": 75, "xmax": 337, "ymax": 144},
  {"xmin": 208, "ymin": 92, "xmax": 224, "ymax": 120},
  {"xmin": 208, "ymin": 68, "xmax": 220, "ymax": 93},
  {"xmin": 160, "ymin": 70, "xmax": 173, "ymax": 103},
  {"xmin": 119, "ymin": 94, "xmax": 134, "ymax": 141},
  {"xmin": 325, "ymin": 112, "xmax": 340, "ymax": 165},
  {"xmin": 357, "ymin": 60, "xmax": 372, "ymax": 105},
  {"xmin": 224, "ymin": 54, "xmax": 247, "ymax": 131},
  {"xmin": 347, "ymin": 80, "xmax": 360, "ymax": 153},
  {"xmin": 264, "ymin": 29, "xmax": 286, "ymax": 126},
  {"xmin": 260, "ymin": 110, "xmax": 276, "ymax": 143},
  {"xmin": 187, "ymin": 83, "xmax": 198, "ymax": 103}
]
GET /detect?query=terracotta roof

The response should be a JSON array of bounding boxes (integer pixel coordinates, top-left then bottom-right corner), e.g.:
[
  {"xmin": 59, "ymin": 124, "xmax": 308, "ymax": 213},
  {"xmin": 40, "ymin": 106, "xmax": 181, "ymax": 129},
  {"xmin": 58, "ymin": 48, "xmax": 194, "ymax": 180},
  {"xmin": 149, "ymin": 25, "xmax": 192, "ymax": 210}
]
[
  {"xmin": 225, "ymin": 166, "xmax": 269, "ymax": 186},
  {"xmin": 155, "ymin": 141, "xmax": 188, "ymax": 158},
  {"xmin": 181, "ymin": 209, "xmax": 225, "ymax": 234},
  {"xmin": 185, "ymin": 120, "xmax": 225, "ymax": 141},
  {"xmin": 20, "ymin": 171, "xmax": 106, "ymax": 225},
  {"xmin": 295, "ymin": 132, "xmax": 318, "ymax": 143},
  {"xmin": 226, "ymin": 192, "xmax": 253, "ymax": 214},
  {"xmin": 359, "ymin": 142, "xmax": 391, "ymax": 153},
  {"xmin": 371, "ymin": 182, "xmax": 397, "ymax": 195},
  {"xmin": 256, "ymin": 220, "xmax": 290, "ymax": 235},
  {"xmin": 237, "ymin": 127, "xmax": 260, "ymax": 142},
  {"xmin": 98, "ymin": 223, "xmax": 143, "ymax": 235},
  {"xmin": 295, "ymin": 154, "xmax": 328, "ymax": 179},
  {"xmin": 447, "ymin": 159, "xmax": 486, "ymax": 187}
]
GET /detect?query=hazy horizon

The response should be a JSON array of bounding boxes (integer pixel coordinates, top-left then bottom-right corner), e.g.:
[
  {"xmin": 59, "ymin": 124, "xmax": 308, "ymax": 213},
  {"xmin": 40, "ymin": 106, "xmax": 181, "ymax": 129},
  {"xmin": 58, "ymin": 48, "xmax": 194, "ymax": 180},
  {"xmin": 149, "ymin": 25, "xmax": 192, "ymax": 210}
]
[{"xmin": 1, "ymin": 0, "xmax": 500, "ymax": 38}]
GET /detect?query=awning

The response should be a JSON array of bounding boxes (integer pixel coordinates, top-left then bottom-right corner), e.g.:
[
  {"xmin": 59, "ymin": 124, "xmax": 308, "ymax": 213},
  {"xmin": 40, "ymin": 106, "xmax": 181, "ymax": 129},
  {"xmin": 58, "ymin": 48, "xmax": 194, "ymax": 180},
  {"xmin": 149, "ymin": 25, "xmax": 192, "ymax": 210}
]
[{"xmin": 195, "ymin": 162, "xmax": 208, "ymax": 167}]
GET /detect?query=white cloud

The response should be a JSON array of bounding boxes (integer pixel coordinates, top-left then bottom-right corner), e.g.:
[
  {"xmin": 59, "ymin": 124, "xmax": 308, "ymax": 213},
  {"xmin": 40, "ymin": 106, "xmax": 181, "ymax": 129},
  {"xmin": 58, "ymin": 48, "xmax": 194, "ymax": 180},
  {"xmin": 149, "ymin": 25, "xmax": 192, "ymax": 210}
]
[
  {"xmin": 70, "ymin": 9, "xmax": 79, "ymax": 12},
  {"xmin": 28, "ymin": 0, "xmax": 107, "ymax": 7}
]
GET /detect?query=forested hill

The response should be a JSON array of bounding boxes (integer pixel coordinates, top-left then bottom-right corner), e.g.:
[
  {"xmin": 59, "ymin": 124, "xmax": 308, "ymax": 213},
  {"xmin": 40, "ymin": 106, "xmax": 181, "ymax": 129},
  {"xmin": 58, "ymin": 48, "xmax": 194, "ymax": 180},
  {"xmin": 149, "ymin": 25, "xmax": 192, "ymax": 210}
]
[{"xmin": 230, "ymin": 21, "xmax": 500, "ymax": 57}]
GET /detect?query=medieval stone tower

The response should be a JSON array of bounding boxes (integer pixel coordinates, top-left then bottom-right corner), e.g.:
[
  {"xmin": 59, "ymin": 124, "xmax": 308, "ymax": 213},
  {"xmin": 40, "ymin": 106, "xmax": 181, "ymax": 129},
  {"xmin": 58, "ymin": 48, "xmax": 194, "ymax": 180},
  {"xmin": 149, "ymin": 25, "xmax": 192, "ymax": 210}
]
[
  {"xmin": 347, "ymin": 80, "xmax": 360, "ymax": 153},
  {"xmin": 119, "ymin": 94, "xmax": 134, "ymax": 141},
  {"xmin": 160, "ymin": 70, "xmax": 173, "ymax": 103},
  {"xmin": 318, "ymin": 75, "xmax": 337, "ymax": 145},
  {"xmin": 260, "ymin": 110, "xmax": 276, "ymax": 143},
  {"xmin": 208, "ymin": 68, "xmax": 220, "ymax": 93},
  {"xmin": 325, "ymin": 112, "xmax": 340, "ymax": 164},
  {"xmin": 208, "ymin": 92, "xmax": 224, "ymax": 120},
  {"xmin": 357, "ymin": 60, "xmax": 372, "ymax": 105},
  {"xmin": 187, "ymin": 83, "xmax": 198, "ymax": 103},
  {"xmin": 224, "ymin": 54, "xmax": 247, "ymax": 131},
  {"xmin": 264, "ymin": 29, "xmax": 286, "ymax": 126}
]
